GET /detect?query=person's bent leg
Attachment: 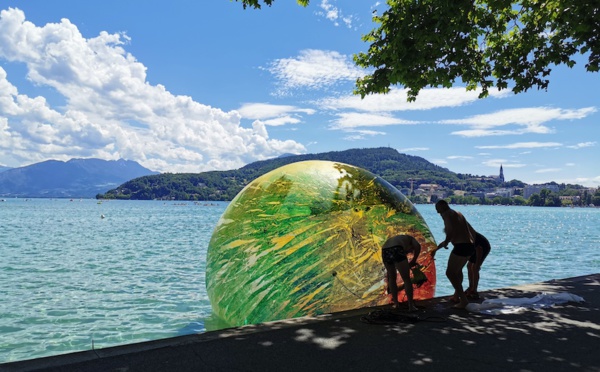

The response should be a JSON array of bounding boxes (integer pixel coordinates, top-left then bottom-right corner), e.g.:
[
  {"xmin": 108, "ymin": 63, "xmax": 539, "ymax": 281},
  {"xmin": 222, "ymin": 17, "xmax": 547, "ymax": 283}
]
[
  {"xmin": 471, "ymin": 265, "xmax": 480, "ymax": 295},
  {"xmin": 466, "ymin": 262, "xmax": 474, "ymax": 295},
  {"xmin": 384, "ymin": 262, "xmax": 399, "ymax": 308},
  {"xmin": 472, "ymin": 251, "xmax": 488, "ymax": 296},
  {"xmin": 446, "ymin": 253, "xmax": 470, "ymax": 309},
  {"xmin": 396, "ymin": 260, "xmax": 417, "ymax": 311}
]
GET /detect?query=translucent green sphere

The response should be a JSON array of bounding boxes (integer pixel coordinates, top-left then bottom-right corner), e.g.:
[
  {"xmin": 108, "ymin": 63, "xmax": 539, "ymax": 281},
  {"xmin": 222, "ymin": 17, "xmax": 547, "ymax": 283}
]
[{"xmin": 206, "ymin": 160, "xmax": 436, "ymax": 327}]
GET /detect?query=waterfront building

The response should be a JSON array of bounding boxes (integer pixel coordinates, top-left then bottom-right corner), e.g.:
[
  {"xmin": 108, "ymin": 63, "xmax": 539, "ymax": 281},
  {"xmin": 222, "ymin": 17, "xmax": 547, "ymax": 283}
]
[
  {"xmin": 486, "ymin": 187, "xmax": 514, "ymax": 198},
  {"xmin": 414, "ymin": 183, "xmax": 447, "ymax": 202},
  {"xmin": 524, "ymin": 184, "xmax": 560, "ymax": 199},
  {"xmin": 559, "ymin": 195, "xmax": 581, "ymax": 203}
]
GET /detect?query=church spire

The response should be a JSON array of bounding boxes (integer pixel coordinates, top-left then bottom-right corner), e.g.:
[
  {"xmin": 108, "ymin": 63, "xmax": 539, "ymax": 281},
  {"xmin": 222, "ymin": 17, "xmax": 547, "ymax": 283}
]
[{"xmin": 499, "ymin": 164, "xmax": 505, "ymax": 183}]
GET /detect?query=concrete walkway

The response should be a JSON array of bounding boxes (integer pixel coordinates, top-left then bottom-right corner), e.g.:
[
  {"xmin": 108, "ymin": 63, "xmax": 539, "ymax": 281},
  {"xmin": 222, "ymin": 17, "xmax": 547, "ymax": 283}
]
[{"xmin": 2, "ymin": 274, "xmax": 599, "ymax": 372}]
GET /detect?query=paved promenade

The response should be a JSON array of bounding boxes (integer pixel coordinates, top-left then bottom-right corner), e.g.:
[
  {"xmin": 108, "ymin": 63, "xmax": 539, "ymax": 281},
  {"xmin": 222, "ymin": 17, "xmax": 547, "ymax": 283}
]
[{"xmin": 2, "ymin": 274, "xmax": 599, "ymax": 372}]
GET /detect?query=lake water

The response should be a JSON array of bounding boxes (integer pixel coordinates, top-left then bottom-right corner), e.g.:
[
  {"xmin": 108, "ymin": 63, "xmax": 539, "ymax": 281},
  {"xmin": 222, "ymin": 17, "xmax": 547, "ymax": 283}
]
[{"xmin": 1, "ymin": 199, "xmax": 598, "ymax": 363}]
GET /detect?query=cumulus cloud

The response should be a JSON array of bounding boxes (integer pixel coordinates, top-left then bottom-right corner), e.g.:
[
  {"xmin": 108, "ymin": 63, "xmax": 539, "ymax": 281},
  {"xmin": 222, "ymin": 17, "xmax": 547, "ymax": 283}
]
[
  {"xmin": 0, "ymin": 8, "xmax": 305, "ymax": 172},
  {"xmin": 264, "ymin": 49, "xmax": 364, "ymax": 95}
]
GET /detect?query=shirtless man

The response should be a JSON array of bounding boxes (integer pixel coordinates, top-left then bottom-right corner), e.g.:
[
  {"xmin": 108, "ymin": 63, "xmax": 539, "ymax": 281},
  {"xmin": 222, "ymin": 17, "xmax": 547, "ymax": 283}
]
[
  {"xmin": 381, "ymin": 234, "xmax": 421, "ymax": 312},
  {"xmin": 431, "ymin": 200, "xmax": 476, "ymax": 309}
]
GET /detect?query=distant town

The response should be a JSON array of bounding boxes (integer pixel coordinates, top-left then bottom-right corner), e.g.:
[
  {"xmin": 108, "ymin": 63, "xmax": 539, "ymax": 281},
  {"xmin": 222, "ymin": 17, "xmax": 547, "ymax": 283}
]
[{"xmin": 405, "ymin": 165, "xmax": 599, "ymax": 207}]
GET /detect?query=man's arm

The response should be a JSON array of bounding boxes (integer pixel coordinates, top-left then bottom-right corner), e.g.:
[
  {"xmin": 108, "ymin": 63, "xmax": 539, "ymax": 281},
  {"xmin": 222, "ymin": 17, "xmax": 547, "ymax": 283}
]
[
  {"xmin": 438, "ymin": 215, "xmax": 453, "ymax": 248},
  {"xmin": 431, "ymin": 240, "xmax": 449, "ymax": 259}
]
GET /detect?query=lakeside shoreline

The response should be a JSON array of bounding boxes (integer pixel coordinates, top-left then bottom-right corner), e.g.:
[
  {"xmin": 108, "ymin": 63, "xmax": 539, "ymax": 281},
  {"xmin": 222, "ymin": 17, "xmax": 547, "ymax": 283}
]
[{"xmin": 2, "ymin": 273, "xmax": 598, "ymax": 372}]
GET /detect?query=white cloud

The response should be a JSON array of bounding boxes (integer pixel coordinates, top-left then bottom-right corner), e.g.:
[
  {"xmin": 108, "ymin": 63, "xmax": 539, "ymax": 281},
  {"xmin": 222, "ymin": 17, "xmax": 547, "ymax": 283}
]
[
  {"xmin": 476, "ymin": 142, "xmax": 563, "ymax": 149},
  {"xmin": 535, "ymin": 168, "xmax": 561, "ymax": 173},
  {"xmin": 431, "ymin": 158, "xmax": 448, "ymax": 165},
  {"xmin": 0, "ymin": 8, "xmax": 305, "ymax": 172},
  {"xmin": 443, "ymin": 107, "xmax": 596, "ymax": 126},
  {"xmin": 482, "ymin": 159, "xmax": 526, "ymax": 168},
  {"xmin": 399, "ymin": 147, "xmax": 429, "ymax": 152},
  {"xmin": 442, "ymin": 107, "xmax": 596, "ymax": 137},
  {"xmin": 537, "ymin": 176, "xmax": 600, "ymax": 187},
  {"xmin": 450, "ymin": 128, "xmax": 551, "ymax": 137},
  {"xmin": 318, "ymin": 87, "xmax": 509, "ymax": 112},
  {"xmin": 264, "ymin": 49, "xmax": 364, "ymax": 95},
  {"xmin": 320, "ymin": 86, "xmax": 511, "ymax": 132},
  {"xmin": 315, "ymin": 0, "xmax": 356, "ymax": 28},
  {"xmin": 342, "ymin": 129, "xmax": 385, "ymax": 141},
  {"xmin": 261, "ymin": 116, "xmax": 301, "ymax": 126},
  {"xmin": 447, "ymin": 155, "xmax": 473, "ymax": 160},
  {"xmin": 566, "ymin": 141, "xmax": 596, "ymax": 149},
  {"xmin": 236, "ymin": 103, "xmax": 315, "ymax": 120},
  {"xmin": 329, "ymin": 112, "xmax": 416, "ymax": 129}
]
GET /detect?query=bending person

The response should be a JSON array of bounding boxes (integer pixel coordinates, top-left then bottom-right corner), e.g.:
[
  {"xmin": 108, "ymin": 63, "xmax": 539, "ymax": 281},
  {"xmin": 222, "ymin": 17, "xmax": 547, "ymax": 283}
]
[
  {"xmin": 381, "ymin": 234, "xmax": 421, "ymax": 312},
  {"xmin": 466, "ymin": 228, "xmax": 491, "ymax": 299},
  {"xmin": 432, "ymin": 200, "xmax": 476, "ymax": 309}
]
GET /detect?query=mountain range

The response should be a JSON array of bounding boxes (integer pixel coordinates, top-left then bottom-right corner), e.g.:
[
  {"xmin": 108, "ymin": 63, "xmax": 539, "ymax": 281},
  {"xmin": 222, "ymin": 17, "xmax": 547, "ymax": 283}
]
[
  {"xmin": 0, "ymin": 158, "xmax": 158, "ymax": 198},
  {"xmin": 98, "ymin": 147, "xmax": 510, "ymax": 201},
  {"xmin": 0, "ymin": 147, "xmax": 543, "ymax": 200}
]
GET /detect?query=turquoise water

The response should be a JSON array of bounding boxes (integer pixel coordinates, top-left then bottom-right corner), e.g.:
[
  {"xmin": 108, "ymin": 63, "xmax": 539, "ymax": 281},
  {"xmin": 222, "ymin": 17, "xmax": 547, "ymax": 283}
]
[{"xmin": 1, "ymin": 199, "xmax": 599, "ymax": 363}]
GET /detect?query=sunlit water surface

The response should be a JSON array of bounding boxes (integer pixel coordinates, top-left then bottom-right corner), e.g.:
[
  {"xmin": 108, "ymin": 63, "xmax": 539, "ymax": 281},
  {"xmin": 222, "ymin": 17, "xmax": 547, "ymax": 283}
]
[{"xmin": 1, "ymin": 199, "xmax": 598, "ymax": 362}]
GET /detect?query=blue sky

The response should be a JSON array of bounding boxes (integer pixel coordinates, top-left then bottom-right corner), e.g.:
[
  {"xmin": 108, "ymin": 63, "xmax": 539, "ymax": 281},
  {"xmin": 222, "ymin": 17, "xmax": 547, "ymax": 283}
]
[{"xmin": 0, "ymin": 1, "xmax": 598, "ymax": 187}]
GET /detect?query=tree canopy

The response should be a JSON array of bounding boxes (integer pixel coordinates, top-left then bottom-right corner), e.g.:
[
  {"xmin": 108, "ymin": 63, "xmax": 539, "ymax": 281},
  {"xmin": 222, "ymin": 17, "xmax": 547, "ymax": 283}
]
[
  {"xmin": 236, "ymin": 0, "xmax": 308, "ymax": 9},
  {"xmin": 355, "ymin": 0, "xmax": 599, "ymax": 101},
  {"xmin": 236, "ymin": 0, "xmax": 599, "ymax": 101}
]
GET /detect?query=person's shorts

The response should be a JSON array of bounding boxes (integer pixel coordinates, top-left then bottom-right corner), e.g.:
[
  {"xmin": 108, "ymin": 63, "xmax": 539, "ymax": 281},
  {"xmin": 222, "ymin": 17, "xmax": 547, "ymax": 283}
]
[
  {"xmin": 452, "ymin": 243, "xmax": 475, "ymax": 257},
  {"xmin": 382, "ymin": 245, "xmax": 407, "ymax": 265},
  {"xmin": 469, "ymin": 234, "xmax": 491, "ymax": 263}
]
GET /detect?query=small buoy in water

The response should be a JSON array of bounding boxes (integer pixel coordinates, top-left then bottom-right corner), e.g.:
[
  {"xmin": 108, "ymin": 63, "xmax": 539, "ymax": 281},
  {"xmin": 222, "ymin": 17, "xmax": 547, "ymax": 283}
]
[{"xmin": 100, "ymin": 214, "xmax": 105, "ymax": 219}]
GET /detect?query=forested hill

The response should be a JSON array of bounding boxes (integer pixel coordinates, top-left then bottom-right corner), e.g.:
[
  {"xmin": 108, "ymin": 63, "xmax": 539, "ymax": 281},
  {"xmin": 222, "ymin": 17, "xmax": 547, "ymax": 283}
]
[{"xmin": 97, "ymin": 147, "xmax": 498, "ymax": 201}]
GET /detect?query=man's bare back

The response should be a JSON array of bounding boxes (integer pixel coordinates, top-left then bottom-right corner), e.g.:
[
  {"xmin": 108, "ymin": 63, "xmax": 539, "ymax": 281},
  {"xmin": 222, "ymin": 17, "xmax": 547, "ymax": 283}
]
[
  {"xmin": 435, "ymin": 200, "xmax": 474, "ymax": 247},
  {"xmin": 382, "ymin": 234, "xmax": 419, "ymax": 253},
  {"xmin": 442, "ymin": 209, "xmax": 474, "ymax": 245}
]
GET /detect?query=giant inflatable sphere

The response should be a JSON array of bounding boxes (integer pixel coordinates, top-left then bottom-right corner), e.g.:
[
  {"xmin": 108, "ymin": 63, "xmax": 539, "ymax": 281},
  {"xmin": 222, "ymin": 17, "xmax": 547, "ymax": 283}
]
[{"xmin": 206, "ymin": 160, "xmax": 436, "ymax": 327}]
